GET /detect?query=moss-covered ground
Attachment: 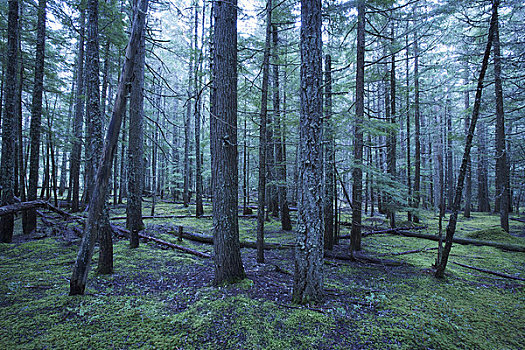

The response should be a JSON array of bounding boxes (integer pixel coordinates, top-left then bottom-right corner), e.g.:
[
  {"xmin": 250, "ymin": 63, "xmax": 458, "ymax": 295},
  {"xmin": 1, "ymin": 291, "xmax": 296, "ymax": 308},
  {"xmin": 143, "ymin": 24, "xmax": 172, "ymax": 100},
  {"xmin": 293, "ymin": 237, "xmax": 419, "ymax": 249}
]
[{"xmin": 1, "ymin": 202, "xmax": 524, "ymax": 349}]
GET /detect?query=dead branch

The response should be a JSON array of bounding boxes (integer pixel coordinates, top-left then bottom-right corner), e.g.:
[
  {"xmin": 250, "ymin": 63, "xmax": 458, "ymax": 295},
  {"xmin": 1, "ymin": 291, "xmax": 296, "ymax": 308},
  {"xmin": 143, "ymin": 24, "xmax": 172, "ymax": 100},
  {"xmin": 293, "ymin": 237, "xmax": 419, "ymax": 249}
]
[{"xmin": 452, "ymin": 262, "xmax": 525, "ymax": 282}]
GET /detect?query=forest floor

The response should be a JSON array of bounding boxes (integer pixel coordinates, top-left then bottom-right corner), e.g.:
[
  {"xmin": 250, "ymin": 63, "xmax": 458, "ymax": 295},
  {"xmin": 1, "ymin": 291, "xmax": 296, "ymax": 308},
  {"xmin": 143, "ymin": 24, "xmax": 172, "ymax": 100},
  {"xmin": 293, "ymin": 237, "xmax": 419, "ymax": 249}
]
[{"xmin": 1, "ymin": 201, "xmax": 524, "ymax": 349}]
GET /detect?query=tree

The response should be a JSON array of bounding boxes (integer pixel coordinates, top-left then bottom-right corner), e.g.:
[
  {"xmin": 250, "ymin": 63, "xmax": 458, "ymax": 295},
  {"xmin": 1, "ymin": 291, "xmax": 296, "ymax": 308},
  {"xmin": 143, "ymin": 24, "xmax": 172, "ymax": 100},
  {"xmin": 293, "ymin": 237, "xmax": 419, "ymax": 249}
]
[
  {"xmin": 69, "ymin": 6, "xmax": 85, "ymax": 213},
  {"xmin": 127, "ymin": 0, "xmax": 146, "ymax": 247},
  {"xmin": 210, "ymin": 0, "xmax": 245, "ymax": 285},
  {"xmin": 293, "ymin": 0, "xmax": 323, "ymax": 304},
  {"xmin": 351, "ymin": 0, "xmax": 365, "ymax": 252},
  {"xmin": 324, "ymin": 53, "xmax": 335, "ymax": 249},
  {"xmin": 413, "ymin": 31, "xmax": 421, "ymax": 223},
  {"xmin": 435, "ymin": 0, "xmax": 498, "ymax": 278},
  {"xmin": 256, "ymin": 0, "xmax": 272, "ymax": 264},
  {"xmin": 70, "ymin": 0, "xmax": 149, "ymax": 295},
  {"xmin": 0, "ymin": 0, "xmax": 19, "ymax": 243},
  {"xmin": 25, "ymin": 0, "xmax": 47, "ymax": 234},
  {"xmin": 493, "ymin": 2, "xmax": 509, "ymax": 232}
]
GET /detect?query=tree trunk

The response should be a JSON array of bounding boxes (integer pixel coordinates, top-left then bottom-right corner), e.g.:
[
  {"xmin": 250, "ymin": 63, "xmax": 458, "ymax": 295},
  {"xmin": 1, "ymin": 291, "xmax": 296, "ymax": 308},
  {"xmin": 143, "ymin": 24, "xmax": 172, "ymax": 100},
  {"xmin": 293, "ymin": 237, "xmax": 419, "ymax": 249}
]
[
  {"xmin": 387, "ymin": 23, "xmax": 397, "ymax": 228},
  {"xmin": 194, "ymin": 0, "xmax": 205, "ymax": 217},
  {"xmin": 324, "ymin": 54, "xmax": 334, "ymax": 250},
  {"xmin": 463, "ymin": 66, "xmax": 471, "ymax": 218},
  {"xmin": 126, "ymin": 0, "xmax": 146, "ymax": 247},
  {"xmin": 183, "ymin": 13, "xmax": 195, "ymax": 208},
  {"xmin": 273, "ymin": 25, "xmax": 292, "ymax": 232},
  {"xmin": 25, "ymin": 0, "xmax": 47, "ymax": 233},
  {"xmin": 210, "ymin": 0, "xmax": 246, "ymax": 285},
  {"xmin": 446, "ymin": 102, "xmax": 454, "ymax": 210},
  {"xmin": 435, "ymin": 0, "xmax": 497, "ymax": 278},
  {"xmin": 492, "ymin": 5, "xmax": 509, "ymax": 232},
  {"xmin": 69, "ymin": 8, "xmax": 85, "ymax": 212},
  {"xmin": 69, "ymin": 0, "xmax": 149, "ymax": 295},
  {"xmin": 477, "ymin": 121, "xmax": 490, "ymax": 212},
  {"xmin": 293, "ymin": 0, "xmax": 323, "ymax": 304},
  {"xmin": 256, "ymin": 0, "xmax": 272, "ymax": 264},
  {"xmin": 351, "ymin": 0, "xmax": 365, "ymax": 252},
  {"xmin": 0, "ymin": 0, "xmax": 19, "ymax": 243},
  {"xmin": 413, "ymin": 32, "xmax": 421, "ymax": 223}
]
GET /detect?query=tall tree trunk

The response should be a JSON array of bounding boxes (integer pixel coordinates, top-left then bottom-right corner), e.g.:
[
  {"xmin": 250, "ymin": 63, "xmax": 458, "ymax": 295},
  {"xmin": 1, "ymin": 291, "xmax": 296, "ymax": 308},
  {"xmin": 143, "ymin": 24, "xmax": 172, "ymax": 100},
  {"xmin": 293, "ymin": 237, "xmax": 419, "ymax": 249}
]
[
  {"xmin": 463, "ymin": 67, "xmax": 471, "ymax": 218},
  {"xmin": 210, "ymin": 0, "xmax": 245, "ymax": 284},
  {"xmin": 351, "ymin": 0, "xmax": 365, "ymax": 252},
  {"xmin": 256, "ymin": 0, "xmax": 272, "ymax": 264},
  {"xmin": 69, "ymin": 8, "xmax": 85, "ymax": 212},
  {"xmin": 324, "ymin": 54, "xmax": 335, "ymax": 249},
  {"xmin": 126, "ymin": 0, "xmax": 146, "ymax": 247},
  {"xmin": 406, "ymin": 32, "xmax": 412, "ymax": 222},
  {"xmin": 492, "ymin": 5, "xmax": 509, "ymax": 232},
  {"xmin": 387, "ymin": 23, "xmax": 397, "ymax": 228},
  {"xmin": 293, "ymin": 0, "xmax": 323, "ymax": 304},
  {"xmin": 25, "ymin": 0, "xmax": 47, "ymax": 233},
  {"xmin": 183, "ymin": 13, "xmax": 195, "ymax": 208},
  {"xmin": 194, "ymin": 0, "xmax": 205, "ymax": 217},
  {"xmin": 0, "ymin": 0, "xmax": 19, "ymax": 243},
  {"xmin": 69, "ymin": 0, "xmax": 148, "ymax": 295},
  {"xmin": 445, "ymin": 102, "xmax": 454, "ymax": 210},
  {"xmin": 274, "ymin": 25, "xmax": 292, "ymax": 232},
  {"xmin": 435, "ymin": 0, "xmax": 497, "ymax": 278},
  {"xmin": 477, "ymin": 120, "xmax": 490, "ymax": 212},
  {"xmin": 413, "ymin": 32, "xmax": 421, "ymax": 223}
]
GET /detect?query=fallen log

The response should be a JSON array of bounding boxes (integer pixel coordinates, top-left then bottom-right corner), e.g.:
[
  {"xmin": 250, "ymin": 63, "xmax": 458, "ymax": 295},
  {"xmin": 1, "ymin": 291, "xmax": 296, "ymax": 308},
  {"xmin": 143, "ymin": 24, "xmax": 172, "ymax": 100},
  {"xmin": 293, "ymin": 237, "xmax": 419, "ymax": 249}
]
[
  {"xmin": 338, "ymin": 226, "xmax": 428, "ymax": 239},
  {"xmin": 378, "ymin": 247, "xmax": 438, "ymax": 257},
  {"xmin": 510, "ymin": 217, "xmax": 525, "ymax": 224},
  {"xmin": 452, "ymin": 261, "xmax": 525, "ymax": 282},
  {"xmin": 0, "ymin": 200, "xmax": 85, "ymax": 224},
  {"xmin": 110, "ymin": 214, "xmax": 257, "ymax": 220},
  {"xmin": 324, "ymin": 251, "xmax": 404, "ymax": 266},
  {"xmin": 170, "ymin": 230, "xmax": 294, "ymax": 250},
  {"xmin": 393, "ymin": 230, "xmax": 525, "ymax": 253},
  {"xmin": 112, "ymin": 225, "xmax": 210, "ymax": 258}
]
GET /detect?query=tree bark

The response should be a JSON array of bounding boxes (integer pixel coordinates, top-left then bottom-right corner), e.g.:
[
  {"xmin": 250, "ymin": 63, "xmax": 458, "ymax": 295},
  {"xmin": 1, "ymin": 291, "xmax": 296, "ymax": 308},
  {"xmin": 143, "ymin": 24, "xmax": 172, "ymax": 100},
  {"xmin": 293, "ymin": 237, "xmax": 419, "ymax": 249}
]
[
  {"xmin": 324, "ymin": 54, "xmax": 335, "ymax": 250},
  {"xmin": 69, "ymin": 0, "xmax": 149, "ymax": 295},
  {"xmin": 435, "ymin": 0, "xmax": 497, "ymax": 278},
  {"xmin": 194, "ymin": 0, "xmax": 205, "ymax": 217},
  {"xmin": 351, "ymin": 0, "xmax": 365, "ymax": 251},
  {"xmin": 492, "ymin": 5, "xmax": 509, "ymax": 232},
  {"xmin": 293, "ymin": 0, "xmax": 323, "ymax": 304},
  {"xmin": 273, "ymin": 25, "xmax": 292, "ymax": 232},
  {"xmin": 463, "ymin": 66, "xmax": 471, "ymax": 218},
  {"xmin": 0, "ymin": 0, "xmax": 19, "ymax": 242},
  {"xmin": 256, "ymin": 0, "xmax": 272, "ymax": 264},
  {"xmin": 69, "ymin": 8, "xmax": 85, "ymax": 212},
  {"xmin": 25, "ymin": 0, "xmax": 47, "ymax": 233},
  {"xmin": 210, "ymin": 0, "xmax": 246, "ymax": 285},
  {"xmin": 477, "ymin": 121, "xmax": 490, "ymax": 212},
  {"xmin": 386, "ymin": 22, "xmax": 397, "ymax": 228},
  {"xmin": 126, "ymin": 0, "xmax": 146, "ymax": 247},
  {"xmin": 413, "ymin": 32, "xmax": 421, "ymax": 223}
]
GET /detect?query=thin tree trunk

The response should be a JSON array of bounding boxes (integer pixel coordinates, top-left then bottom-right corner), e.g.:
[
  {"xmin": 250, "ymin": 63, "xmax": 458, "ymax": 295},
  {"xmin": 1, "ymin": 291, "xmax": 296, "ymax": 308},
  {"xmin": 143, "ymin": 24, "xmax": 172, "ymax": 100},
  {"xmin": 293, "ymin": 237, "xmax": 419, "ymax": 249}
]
[
  {"xmin": 406, "ymin": 32, "xmax": 412, "ymax": 222},
  {"xmin": 477, "ymin": 120, "xmax": 490, "ymax": 212},
  {"xmin": 493, "ymin": 5, "xmax": 509, "ymax": 232},
  {"xmin": 351, "ymin": 0, "xmax": 365, "ymax": 252},
  {"xmin": 210, "ymin": 0, "xmax": 245, "ymax": 285},
  {"xmin": 324, "ymin": 54, "xmax": 334, "ymax": 249},
  {"xmin": 256, "ymin": 0, "xmax": 272, "ymax": 263},
  {"xmin": 25, "ymin": 0, "xmax": 47, "ymax": 233},
  {"xmin": 435, "ymin": 0, "xmax": 497, "ymax": 278},
  {"xmin": 387, "ymin": 23, "xmax": 397, "ymax": 228},
  {"xmin": 293, "ymin": 0, "xmax": 323, "ymax": 304},
  {"xmin": 273, "ymin": 25, "xmax": 292, "ymax": 232},
  {"xmin": 413, "ymin": 32, "xmax": 421, "ymax": 223},
  {"xmin": 463, "ymin": 66, "xmax": 471, "ymax": 218},
  {"xmin": 69, "ymin": 0, "xmax": 148, "ymax": 295},
  {"xmin": 69, "ymin": 8, "xmax": 85, "ymax": 212},
  {"xmin": 194, "ymin": 0, "xmax": 205, "ymax": 217}
]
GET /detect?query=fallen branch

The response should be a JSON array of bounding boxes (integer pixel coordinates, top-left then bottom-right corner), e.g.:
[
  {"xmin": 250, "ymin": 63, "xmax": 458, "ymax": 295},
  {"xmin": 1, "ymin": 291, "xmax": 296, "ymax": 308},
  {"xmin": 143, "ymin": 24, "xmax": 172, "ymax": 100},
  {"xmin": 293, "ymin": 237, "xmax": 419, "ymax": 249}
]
[
  {"xmin": 112, "ymin": 225, "xmax": 211, "ymax": 259},
  {"xmin": 338, "ymin": 226, "xmax": 427, "ymax": 239},
  {"xmin": 110, "ymin": 214, "xmax": 257, "ymax": 220},
  {"xmin": 452, "ymin": 262, "xmax": 525, "ymax": 282},
  {"xmin": 393, "ymin": 230, "xmax": 525, "ymax": 253},
  {"xmin": 510, "ymin": 217, "xmax": 525, "ymax": 224},
  {"xmin": 324, "ymin": 251, "xmax": 404, "ymax": 266}
]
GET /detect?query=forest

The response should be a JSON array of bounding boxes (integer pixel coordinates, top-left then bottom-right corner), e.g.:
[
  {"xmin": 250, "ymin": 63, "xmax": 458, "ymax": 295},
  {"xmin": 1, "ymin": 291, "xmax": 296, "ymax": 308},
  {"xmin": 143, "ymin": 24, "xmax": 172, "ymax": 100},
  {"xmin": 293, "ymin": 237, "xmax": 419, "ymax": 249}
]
[{"xmin": 0, "ymin": 0, "xmax": 524, "ymax": 348}]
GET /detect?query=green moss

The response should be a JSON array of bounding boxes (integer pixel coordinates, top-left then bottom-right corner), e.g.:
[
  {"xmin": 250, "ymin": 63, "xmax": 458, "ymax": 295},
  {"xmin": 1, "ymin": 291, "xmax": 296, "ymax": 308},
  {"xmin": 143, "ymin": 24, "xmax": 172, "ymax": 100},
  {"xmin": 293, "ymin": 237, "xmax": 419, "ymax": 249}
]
[{"xmin": 465, "ymin": 227, "xmax": 524, "ymax": 244}]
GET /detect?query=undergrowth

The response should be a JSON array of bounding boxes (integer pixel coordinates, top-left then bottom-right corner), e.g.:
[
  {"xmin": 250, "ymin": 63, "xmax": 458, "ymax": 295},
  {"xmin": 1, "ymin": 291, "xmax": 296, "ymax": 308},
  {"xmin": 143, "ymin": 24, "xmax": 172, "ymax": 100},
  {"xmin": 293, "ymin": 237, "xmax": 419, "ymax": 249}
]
[{"xmin": 1, "ymin": 205, "xmax": 524, "ymax": 349}]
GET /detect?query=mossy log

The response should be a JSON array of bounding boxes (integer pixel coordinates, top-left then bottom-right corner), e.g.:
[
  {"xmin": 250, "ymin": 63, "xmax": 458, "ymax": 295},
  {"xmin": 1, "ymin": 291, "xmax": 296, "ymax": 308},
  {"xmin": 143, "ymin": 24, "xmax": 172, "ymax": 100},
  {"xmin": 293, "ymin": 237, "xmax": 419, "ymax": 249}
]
[
  {"xmin": 393, "ymin": 230, "xmax": 525, "ymax": 253},
  {"xmin": 171, "ymin": 230, "xmax": 293, "ymax": 250},
  {"xmin": 112, "ymin": 225, "xmax": 210, "ymax": 258}
]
